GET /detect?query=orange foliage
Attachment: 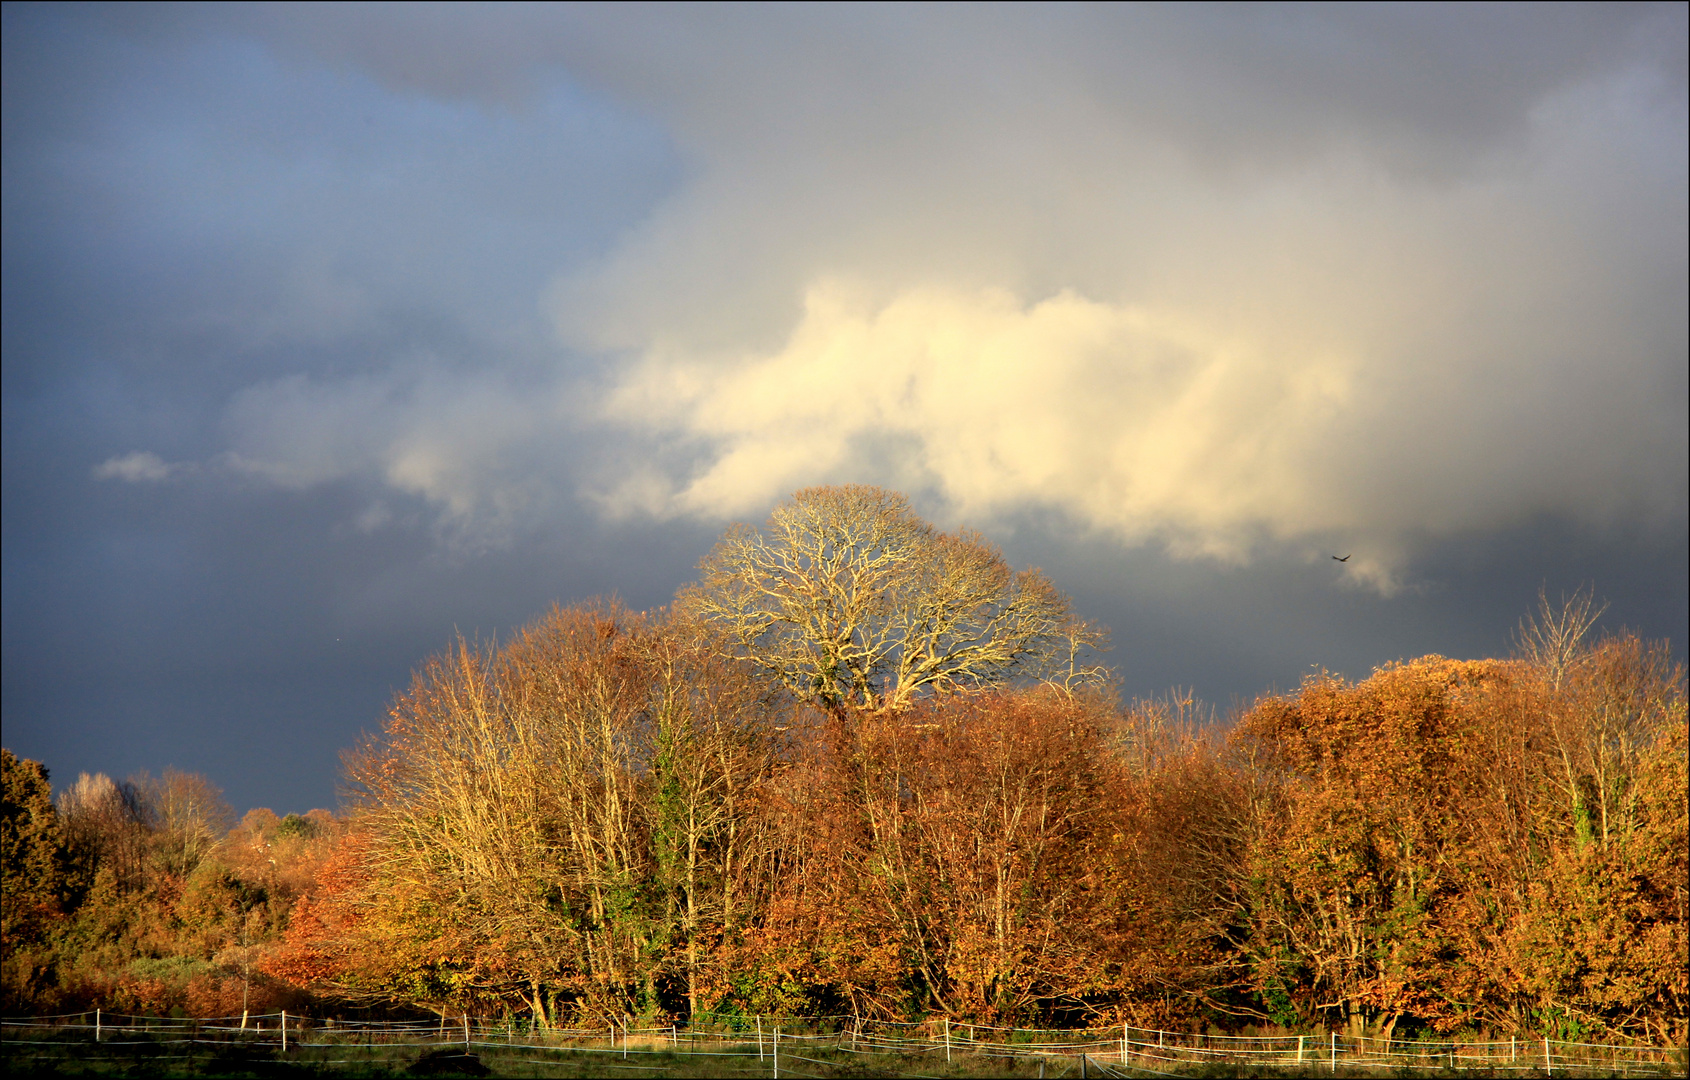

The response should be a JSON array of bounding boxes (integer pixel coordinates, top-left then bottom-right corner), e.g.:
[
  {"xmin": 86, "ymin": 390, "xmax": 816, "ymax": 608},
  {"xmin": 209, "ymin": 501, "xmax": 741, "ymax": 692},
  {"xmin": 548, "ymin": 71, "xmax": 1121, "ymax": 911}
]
[{"xmin": 19, "ymin": 577, "xmax": 1677, "ymax": 1043}]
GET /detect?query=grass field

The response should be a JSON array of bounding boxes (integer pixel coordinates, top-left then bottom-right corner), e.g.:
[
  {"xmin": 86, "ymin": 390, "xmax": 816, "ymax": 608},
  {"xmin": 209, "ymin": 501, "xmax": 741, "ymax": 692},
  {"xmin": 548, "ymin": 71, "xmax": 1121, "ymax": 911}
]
[
  {"xmin": 2, "ymin": 1033, "xmax": 1052, "ymax": 1078},
  {"xmin": 3, "ymin": 1015, "xmax": 1683, "ymax": 1078}
]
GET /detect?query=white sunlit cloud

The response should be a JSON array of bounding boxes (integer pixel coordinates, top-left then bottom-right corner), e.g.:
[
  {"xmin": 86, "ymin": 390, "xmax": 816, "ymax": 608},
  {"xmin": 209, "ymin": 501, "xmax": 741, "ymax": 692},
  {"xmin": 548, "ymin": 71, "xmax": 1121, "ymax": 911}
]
[{"xmin": 587, "ymin": 56, "xmax": 1686, "ymax": 593}]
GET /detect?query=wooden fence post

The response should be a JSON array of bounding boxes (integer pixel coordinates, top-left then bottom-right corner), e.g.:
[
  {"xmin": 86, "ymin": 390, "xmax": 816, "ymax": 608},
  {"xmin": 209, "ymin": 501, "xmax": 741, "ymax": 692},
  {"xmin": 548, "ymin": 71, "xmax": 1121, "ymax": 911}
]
[
  {"xmin": 95, "ymin": 1008, "xmax": 101, "ymax": 1042},
  {"xmin": 463, "ymin": 1014, "xmax": 470, "ymax": 1050},
  {"xmin": 281, "ymin": 1010, "xmax": 288, "ymax": 1053},
  {"xmin": 1545, "ymin": 1037, "xmax": 1552, "ymax": 1075},
  {"xmin": 757, "ymin": 1015, "xmax": 764, "ymax": 1062},
  {"xmin": 944, "ymin": 1017, "xmax": 951, "ymax": 1063}
]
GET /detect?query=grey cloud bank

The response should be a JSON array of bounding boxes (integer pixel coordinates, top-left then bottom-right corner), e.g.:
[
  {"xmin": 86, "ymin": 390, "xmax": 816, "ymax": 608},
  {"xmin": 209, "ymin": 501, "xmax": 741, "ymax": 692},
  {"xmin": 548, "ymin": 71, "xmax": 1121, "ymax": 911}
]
[{"xmin": 3, "ymin": 3, "xmax": 1684, "ymax": 813}]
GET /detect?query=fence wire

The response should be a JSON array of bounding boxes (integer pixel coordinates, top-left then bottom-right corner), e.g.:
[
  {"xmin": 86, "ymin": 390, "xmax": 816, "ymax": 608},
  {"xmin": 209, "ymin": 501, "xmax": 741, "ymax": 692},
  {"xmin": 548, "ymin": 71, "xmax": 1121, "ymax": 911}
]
[{"xmin": 2, "ymin": 1011, "xmax": 1684, "ymax": 1076}]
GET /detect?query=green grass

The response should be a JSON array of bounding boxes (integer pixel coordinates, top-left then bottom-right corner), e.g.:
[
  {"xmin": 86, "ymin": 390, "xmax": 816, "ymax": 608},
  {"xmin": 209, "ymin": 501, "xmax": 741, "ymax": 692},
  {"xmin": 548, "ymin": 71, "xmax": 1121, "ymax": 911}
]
[
  {"xmin": 1, "ymin": 1032, "xmax": 1044, "ymax": 1079},
  {"xmin": 4, "ymin": 1028, "xmax": 1681, "ymax": 1079}
]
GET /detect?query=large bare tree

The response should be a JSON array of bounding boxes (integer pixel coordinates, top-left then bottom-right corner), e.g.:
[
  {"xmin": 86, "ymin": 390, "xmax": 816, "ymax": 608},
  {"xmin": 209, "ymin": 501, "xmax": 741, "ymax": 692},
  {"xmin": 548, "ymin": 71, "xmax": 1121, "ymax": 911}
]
[{"xmin": 679, "ymin": 485, "xmax": 1108, "ymax": 714}]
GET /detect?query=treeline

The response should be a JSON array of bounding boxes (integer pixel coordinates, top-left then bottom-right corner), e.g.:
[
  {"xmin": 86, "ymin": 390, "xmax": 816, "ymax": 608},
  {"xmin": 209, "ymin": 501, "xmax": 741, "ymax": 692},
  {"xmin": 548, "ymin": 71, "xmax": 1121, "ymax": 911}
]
[
  {"xmin": 2, "ymin": 487, "xmax": 1684, "ymax": 1043},
  {"xmin": 258, "ymin": 599, "xmax": 1683, "ymax": 1043},
  {"xmin": 1, "ymin": 758, "xmax": 338, "ymax": 1016}
]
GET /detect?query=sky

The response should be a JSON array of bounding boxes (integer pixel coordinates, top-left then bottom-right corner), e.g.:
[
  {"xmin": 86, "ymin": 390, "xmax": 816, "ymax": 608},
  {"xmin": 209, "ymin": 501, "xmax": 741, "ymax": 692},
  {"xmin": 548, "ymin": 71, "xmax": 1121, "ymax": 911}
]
[{"xmin": 4, "ymin": 2, "xmax": 1686, "ymax": 815}]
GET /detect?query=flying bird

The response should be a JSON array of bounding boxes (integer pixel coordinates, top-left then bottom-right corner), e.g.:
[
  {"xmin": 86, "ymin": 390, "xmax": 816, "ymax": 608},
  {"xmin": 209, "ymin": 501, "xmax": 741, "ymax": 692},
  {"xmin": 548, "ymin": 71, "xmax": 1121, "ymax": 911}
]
[{"xmin": 1332, "ymin": 555, "xmax": 1351, "ymax": 562}]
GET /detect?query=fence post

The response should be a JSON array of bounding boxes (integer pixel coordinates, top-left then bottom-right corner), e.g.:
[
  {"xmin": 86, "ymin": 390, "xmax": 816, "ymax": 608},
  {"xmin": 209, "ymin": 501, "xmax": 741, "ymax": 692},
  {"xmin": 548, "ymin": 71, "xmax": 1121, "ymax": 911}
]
[
  {"xmin": 1331, "ymin": 1031, "xmax": 1336, "ymax": 1073},
  {"xmin": 463, "ymin": 1014, "xmax": 470, "ymax": 1050},
  {"xmin": 1545, "ymin": 1037, "xmax": 1552, "ymax": 1075},
  {"xmin": 757, "ymin": 1015, "xmax": 764, "ymax": 1062},
  {"xmin": 773, "ymin": 1027, "xmax": 779, "ymax": 1079},
  {"xmin": 945, "ymin": 1017, "xmax": 951, "ymax": 1063},
  {"xmin": 1298, "ymin": 1034, "xmax": 1304, "ymax": 1064},
  {"xmin": 281, "ymin": 1010, "xmax": 288, "ymax": 1053},
  {"xmin": 1122, "ymin": 1023, "xmax": 1128, "ymax": 1066}
]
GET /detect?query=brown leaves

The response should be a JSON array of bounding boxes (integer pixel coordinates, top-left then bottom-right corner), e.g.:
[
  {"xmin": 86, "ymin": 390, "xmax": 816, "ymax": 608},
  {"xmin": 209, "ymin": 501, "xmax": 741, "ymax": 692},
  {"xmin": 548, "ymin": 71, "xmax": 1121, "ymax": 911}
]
[
  {"xmin": 67, "ymin": 568, "xmax": 1665, "ymax": 1041},
  {"xmin": 1222, "ymin": 637, "xmax": 1686, "ymax": 1041},
  {"xmin": 740, "ymin": 690, "xmax": 1121, "ymax": 1020}
]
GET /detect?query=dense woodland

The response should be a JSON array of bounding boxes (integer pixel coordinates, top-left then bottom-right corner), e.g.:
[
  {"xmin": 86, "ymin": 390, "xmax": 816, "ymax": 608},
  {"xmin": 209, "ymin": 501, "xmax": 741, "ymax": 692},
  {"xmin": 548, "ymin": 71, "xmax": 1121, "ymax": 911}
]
[{"xmin": 3, "ymin": 488, "xmax": 1685, "ymax": 1045}]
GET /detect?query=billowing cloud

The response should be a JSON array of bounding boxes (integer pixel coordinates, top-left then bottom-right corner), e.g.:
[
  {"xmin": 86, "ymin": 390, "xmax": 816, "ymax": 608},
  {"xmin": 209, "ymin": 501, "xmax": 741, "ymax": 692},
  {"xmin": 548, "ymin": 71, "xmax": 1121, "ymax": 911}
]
[
  {"xmin": 17, "ymin": 2, "xmax": 1689, "ymax": 579},
  {"xmin": 61, "ymin": 4, "xmax": 1678, "ymax": 595},
  {"xmin": 569, "ymin": 6, "xmax": 1687, "ymax": 590}
]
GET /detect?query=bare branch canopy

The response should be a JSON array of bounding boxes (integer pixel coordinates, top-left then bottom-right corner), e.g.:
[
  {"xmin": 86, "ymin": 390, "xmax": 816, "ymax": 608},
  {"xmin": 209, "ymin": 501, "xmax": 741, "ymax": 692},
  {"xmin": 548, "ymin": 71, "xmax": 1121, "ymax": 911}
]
[{"xmin": 678, "ymin": 485, "xmax": 1109, "ymax": 714}]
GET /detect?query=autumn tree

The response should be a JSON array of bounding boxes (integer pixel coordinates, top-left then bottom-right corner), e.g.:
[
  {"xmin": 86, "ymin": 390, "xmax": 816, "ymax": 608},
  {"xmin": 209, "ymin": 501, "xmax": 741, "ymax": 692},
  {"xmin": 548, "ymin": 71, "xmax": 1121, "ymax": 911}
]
[
  {"xmin": 332, "ymin": 599, "xmax": 790, "ymax": 1023},
  {"xmin": 680, "ymin": 486, "xmax": 1107, "ymax": 716},
  {"xmin": 1224, "ymin": 614, "xmax": 1687, "ymax": 1044},
  {"xmin": 849, "ymin": 691, "xmax": 1119, "ymax": 1018},
  {"xmin": 219, "ymin": 563, "xmax": 1686, "ymax": 1042},
  {"xmin": 1498, "ymin": 614, "xmax": 1688, "ymax": 1043},
  {"xmin": 1231, "ymin": 658, "xmax": 1512, "ymax": 1039},
  {"xmin": 1108, "ymin": 694, "xmax": 1259, "ymax": 1028},
  {"xmin": 2, "ymin": 750, "xmax": 86, "ymax": 1009},
  {"xmin": 704, "ymin": 686, "xmax": 1155, "ymax": 1024},
  {"xmin": 1, "ymin": 751, "xmax": 78, "ymax": 922},
  {"xmin": 0, "ymin": 748, "xmax": 338, "ymax": 1017},
  {"xmin": 633, "ymin": 614, "xmax": 789, "ymax": 1017},
  {"xmin": 57, "ymin": 772, "xmax": 149, "ymax": 888},
  {"xmin": 136, "ymin": 769, "xmax": 235, "ymax": 879}
]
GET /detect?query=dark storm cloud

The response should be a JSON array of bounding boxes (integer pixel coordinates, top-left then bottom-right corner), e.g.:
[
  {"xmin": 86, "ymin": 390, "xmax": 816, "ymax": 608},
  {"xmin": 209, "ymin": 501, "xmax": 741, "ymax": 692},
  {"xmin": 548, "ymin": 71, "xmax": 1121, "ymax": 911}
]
[
  {"xmin": 3, "ymin": 2, "xmax": 686, "ymax": 808},
  {"xmin": 3, "ymin": 3, "xmax": 1684, "ymax": 811}
]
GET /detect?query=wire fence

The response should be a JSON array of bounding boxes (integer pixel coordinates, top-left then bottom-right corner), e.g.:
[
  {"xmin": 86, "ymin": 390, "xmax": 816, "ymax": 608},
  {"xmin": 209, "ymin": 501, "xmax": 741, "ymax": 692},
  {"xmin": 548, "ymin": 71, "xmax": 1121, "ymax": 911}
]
[{"xmin": 3, "ymin": 1010, "xmax": 1685, "ymax": 1076}]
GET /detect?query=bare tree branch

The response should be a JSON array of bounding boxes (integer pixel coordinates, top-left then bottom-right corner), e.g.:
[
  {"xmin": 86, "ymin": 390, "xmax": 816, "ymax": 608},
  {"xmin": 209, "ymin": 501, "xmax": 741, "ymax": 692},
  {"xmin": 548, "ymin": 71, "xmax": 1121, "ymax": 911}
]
[{"xmin": 679, "ymin": 486, "xmax": 1109, "ymax": 714}]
